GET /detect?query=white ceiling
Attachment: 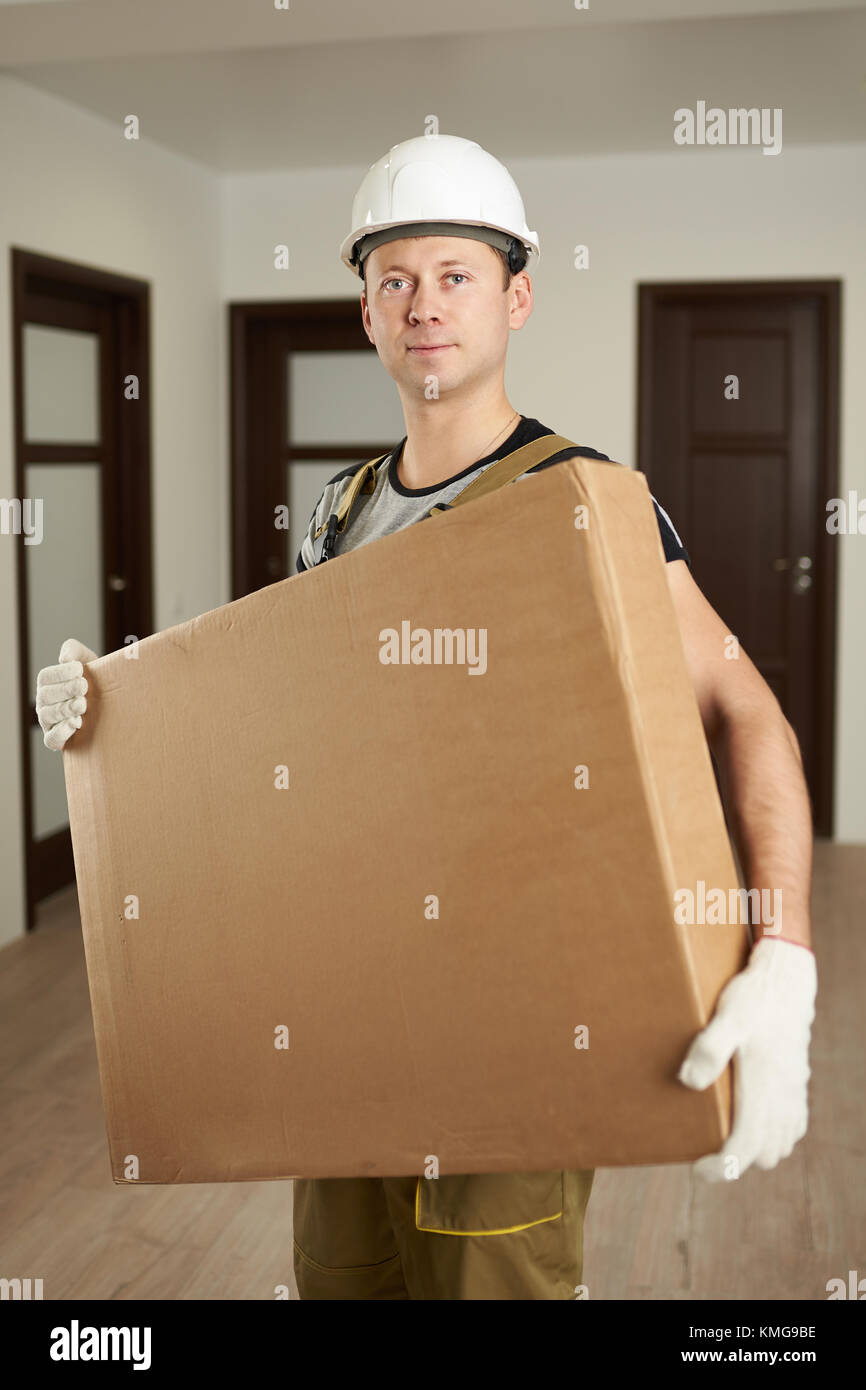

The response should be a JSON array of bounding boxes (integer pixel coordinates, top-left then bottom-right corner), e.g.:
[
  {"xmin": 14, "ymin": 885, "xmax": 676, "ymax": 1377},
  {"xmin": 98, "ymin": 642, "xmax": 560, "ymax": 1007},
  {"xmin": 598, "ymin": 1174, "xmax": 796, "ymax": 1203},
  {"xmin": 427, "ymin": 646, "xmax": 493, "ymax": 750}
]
[{"xmin": 1, "ymin": 0, "xmax": 864, "ymax": 169}]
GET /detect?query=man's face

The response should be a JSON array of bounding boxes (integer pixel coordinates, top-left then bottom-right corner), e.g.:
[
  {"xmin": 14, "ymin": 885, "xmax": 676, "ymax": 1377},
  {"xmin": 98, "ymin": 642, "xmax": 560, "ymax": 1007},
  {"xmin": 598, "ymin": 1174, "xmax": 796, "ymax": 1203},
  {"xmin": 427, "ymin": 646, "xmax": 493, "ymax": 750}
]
[{"xmin": 359, "ymin": 235, "xmax": 532, "ymax": 399}]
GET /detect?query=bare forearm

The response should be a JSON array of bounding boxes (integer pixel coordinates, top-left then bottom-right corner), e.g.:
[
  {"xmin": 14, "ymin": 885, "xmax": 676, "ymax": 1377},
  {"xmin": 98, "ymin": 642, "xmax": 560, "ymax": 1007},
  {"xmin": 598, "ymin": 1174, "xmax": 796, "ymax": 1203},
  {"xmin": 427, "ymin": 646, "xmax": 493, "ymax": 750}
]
[{"xmin": 710, "ymin": 707, "xmax": 814, "ymax": 950}]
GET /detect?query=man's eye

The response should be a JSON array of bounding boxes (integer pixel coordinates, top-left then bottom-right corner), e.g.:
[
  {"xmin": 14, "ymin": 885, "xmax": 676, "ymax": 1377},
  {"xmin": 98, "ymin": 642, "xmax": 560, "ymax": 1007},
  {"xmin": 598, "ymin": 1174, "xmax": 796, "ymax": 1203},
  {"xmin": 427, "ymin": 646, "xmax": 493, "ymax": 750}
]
[{"xmin": 381, "ymin": 273, "xmax": 468, "ymax": 290}]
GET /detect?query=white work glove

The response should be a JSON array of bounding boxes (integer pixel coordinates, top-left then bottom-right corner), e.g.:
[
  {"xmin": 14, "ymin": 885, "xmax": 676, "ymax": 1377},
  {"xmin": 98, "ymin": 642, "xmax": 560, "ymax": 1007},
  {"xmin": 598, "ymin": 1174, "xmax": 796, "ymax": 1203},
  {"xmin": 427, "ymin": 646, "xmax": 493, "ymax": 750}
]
[
  {"xmin": 35, "ymin": 638, "xmax": 99, "ymax": 751},
  {"xmin": 677, "ymin": 936, "xmax": 817, "ymax": 1181}
]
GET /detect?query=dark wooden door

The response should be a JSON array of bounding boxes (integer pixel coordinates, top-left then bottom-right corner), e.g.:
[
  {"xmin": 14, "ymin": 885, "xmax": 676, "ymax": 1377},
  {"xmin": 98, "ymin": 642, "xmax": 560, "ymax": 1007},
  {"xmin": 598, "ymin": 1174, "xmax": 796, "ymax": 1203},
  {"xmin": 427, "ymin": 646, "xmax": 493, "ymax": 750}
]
[
  {"xmin": 229, "ymin": 300, "xmax": 403, "ymax": 599},
  {"xmin": 638, "ymin": 281, "xmax": 839, "ymax": 837},
  {"xmin": 12, "ymin": 249, "xmax": 153, "ymax": 927}
]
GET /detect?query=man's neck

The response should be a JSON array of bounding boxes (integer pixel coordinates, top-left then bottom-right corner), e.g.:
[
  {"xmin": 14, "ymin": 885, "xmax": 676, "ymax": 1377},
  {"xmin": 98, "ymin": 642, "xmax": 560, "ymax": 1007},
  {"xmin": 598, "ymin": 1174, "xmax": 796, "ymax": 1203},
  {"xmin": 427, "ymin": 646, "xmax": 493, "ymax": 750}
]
[{"xmin": 396, "ymin": 396, "xmax": 521, "ymax": 490}]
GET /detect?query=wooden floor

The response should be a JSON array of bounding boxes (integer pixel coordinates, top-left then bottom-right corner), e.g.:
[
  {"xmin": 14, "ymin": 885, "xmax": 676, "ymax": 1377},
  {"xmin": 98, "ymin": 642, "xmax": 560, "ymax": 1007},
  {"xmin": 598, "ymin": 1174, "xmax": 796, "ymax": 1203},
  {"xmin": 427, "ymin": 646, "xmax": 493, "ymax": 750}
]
[{"xmin": 1, "ymin": 839, "xmax": 863, "ymax": 1301}]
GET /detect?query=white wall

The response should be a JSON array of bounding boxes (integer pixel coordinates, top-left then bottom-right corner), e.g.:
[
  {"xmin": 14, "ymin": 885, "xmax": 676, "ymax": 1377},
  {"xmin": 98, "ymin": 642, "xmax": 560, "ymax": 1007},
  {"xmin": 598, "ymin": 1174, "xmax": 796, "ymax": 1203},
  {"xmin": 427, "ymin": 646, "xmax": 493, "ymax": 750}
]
[
  {"xmin": 0, "ymin": 74, "xmax": 226, "ymax": 948},
  {"xmin": 223, "ymin": 142, "xmax": 866, "ymax": 845}
]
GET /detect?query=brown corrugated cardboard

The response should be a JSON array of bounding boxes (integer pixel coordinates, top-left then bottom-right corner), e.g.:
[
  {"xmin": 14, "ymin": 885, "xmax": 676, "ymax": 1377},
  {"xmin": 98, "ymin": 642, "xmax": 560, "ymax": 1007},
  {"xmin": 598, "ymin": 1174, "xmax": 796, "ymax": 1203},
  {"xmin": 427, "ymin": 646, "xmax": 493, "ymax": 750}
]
[{"xmin": 63, "ymin": 456, "xmax": 751, "ymax": 1185}]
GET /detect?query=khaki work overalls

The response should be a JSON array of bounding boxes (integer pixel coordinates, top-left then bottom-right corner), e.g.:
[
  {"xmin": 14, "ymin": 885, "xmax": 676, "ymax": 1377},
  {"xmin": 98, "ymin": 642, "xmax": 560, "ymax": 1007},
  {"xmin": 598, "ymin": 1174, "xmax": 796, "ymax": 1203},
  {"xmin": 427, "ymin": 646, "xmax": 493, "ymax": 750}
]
[
  {"xmin": 292, "ymin": 1167, "xmax": 595, "ymax": 1300},
  {"xmin": 298, "ymin": 432, "xmax": 604, "ymax": 1300}
]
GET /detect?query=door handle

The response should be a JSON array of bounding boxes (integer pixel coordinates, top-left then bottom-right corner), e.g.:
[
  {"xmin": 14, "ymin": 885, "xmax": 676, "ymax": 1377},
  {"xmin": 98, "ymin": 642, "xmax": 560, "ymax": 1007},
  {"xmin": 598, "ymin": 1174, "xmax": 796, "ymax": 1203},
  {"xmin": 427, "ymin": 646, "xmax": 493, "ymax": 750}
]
[
  {"xmin": 773, "ymin": 556, "xmax": 813, "ymax": 573},
  {"xmin": 108, "ymin": 574, "xmax": 127, "ymax": 591}
]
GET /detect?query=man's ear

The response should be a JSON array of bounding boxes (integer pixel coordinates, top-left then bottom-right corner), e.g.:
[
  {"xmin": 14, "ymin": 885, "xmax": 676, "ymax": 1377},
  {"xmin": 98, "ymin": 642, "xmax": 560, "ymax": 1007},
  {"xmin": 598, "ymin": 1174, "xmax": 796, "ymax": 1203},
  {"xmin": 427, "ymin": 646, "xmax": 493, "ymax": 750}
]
[{"xmin": 360, "ymin": 289, "xmax": 375, "ymax": 345}]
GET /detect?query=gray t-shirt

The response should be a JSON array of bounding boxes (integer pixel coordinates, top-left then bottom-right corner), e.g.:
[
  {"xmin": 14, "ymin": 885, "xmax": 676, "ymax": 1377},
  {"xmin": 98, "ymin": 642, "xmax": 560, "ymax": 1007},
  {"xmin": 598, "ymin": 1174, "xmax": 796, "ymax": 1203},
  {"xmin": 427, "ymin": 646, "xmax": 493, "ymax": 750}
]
[{"xmin": 296, "ymin": 414, "xmax": 690, "ymax": 571}]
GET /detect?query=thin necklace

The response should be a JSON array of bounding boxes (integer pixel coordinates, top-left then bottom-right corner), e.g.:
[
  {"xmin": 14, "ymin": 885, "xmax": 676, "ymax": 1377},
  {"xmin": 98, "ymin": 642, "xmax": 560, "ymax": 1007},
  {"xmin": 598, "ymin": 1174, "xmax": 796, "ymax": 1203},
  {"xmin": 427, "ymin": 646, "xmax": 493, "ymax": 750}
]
[{"xmin": 479, "ymin": 409, "xmax": 520, "ymax": 459}]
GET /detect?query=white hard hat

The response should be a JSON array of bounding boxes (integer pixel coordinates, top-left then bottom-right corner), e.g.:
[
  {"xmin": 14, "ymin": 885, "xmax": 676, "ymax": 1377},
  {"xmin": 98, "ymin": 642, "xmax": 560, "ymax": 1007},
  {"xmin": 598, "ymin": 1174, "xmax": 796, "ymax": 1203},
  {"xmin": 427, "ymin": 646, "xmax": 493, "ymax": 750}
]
[{"xmin": 340, "ymin": 133, "xmax": 540, "ymax": 278}]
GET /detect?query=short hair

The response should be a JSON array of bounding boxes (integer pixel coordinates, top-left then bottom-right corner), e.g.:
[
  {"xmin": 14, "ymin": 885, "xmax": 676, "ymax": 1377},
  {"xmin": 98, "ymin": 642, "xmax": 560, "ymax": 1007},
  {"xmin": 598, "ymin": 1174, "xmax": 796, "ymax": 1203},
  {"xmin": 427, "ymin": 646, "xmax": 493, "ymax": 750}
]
[{"xmin": 493, "ymin": 246, "xmax": 515, "ymax": 291}]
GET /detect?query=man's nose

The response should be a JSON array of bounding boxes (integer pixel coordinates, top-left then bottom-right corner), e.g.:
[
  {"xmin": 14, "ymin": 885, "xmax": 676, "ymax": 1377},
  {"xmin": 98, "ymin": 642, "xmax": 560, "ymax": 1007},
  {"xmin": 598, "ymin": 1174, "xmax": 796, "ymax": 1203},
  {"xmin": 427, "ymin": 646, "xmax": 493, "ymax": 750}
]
[
  {"xmin": 409, "ymin": 285, "xmax": 443, "ymax": 322},
  {"xmin": 410, "ymin": 306, "xmax": 441, "ymax": 324}
]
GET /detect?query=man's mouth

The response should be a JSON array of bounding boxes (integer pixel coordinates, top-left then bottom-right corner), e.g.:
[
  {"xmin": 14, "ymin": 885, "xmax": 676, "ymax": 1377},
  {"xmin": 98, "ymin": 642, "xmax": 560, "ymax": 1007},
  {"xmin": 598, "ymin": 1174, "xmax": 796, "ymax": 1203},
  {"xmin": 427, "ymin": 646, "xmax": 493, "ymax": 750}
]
[{"xmin": 408, "ymin": 344, "xmax": 454, "ymax": 355}]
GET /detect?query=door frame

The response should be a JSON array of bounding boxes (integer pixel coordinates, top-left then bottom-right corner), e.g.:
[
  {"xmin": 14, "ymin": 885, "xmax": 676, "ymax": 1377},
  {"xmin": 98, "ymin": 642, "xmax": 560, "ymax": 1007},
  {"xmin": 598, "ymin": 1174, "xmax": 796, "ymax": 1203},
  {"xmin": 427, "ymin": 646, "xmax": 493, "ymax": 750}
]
[
  {"xmin": 11, "ymin": 247, "xmax": 153, "ymax": 929},
  {"xmin": 229, "ymin": 298, "xmax": 387, "ymax": 599},
  {"xmin": 637, "ymin": 279, "xmax": 840, "ymax": 838}
]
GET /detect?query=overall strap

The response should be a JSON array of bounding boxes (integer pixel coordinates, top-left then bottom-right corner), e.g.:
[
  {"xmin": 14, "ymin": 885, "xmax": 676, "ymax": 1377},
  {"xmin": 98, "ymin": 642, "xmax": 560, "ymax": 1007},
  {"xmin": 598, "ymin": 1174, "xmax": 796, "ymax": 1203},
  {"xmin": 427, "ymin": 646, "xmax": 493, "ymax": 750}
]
[
  {"xmin": 426, "ymin": 434, "xmax": 583, "ymax": 515},
  {"xmin": 313, "ymin": 453, "xmax": 390, "ymax": 541},
  {"xmin": 313, "ymin": 433, "xmax": 597, "ymax": 546}
]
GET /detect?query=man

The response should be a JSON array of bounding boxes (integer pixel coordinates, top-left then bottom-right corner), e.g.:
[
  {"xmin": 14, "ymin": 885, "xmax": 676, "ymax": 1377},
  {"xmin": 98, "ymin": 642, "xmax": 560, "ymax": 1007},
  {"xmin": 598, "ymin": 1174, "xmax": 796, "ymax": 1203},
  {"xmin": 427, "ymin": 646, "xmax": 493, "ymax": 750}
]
[{"xmin": 36, "ymin": 134, "xmax": 816, "ymax": 1302}]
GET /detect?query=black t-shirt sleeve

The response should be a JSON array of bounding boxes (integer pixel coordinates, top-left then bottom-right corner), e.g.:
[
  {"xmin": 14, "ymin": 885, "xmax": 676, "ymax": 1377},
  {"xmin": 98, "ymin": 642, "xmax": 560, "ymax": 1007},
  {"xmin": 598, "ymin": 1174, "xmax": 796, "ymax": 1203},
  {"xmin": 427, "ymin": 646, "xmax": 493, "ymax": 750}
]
[{"xmin": 650, "ymin": 496, "xmax": 691, "ymax": 569}]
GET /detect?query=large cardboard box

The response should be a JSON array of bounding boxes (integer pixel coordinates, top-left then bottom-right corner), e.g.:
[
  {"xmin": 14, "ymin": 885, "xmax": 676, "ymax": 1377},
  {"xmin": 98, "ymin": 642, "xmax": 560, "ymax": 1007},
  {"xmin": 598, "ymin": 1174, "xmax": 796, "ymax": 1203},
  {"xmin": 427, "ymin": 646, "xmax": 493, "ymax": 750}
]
[{"xmin": 63, "ymin": 457, "xmax": 750, "ymax": 1185}]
